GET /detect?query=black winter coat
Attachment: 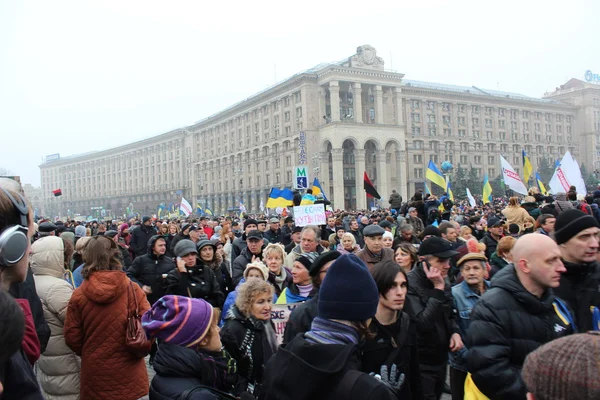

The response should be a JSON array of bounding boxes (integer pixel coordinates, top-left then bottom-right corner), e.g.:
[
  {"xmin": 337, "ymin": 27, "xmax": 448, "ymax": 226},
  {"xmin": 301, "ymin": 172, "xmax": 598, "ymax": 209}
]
[
  {"xmin": 266, "ymin": 267, "xmax": 292, "ymax": 298},
  {"xmin": 130, "ymin": 224, "xmax": 157, "ymax": 257},
  {"xmin": 149, "ymin": 343, "xmax": 239, "ymax": 400},
  {"xmin": 220, "ymin": 306, "xmax": 277, "ymax": 389},
  {"xmin": 480, "ymin": 232, "xmax": 501, "ymax": 260},
  {"xmin": 199, "ymin": 257, "xmax": 233, "ymax": 298},
  {"xmin": 169, "ymin": 233, "xmax": 190, "ymax": 255},
  {"xmin": 405, "ymin": 263, "xmax": 457, "ymax": 366},
  {"xmin": 231, "ymin": 246, "xmax": 264, "ymax": 287},
  {"xmin": 361, "ymin": 313, "xmax": 424, "ymax": 400},
  {"xmin": 260, "ymin": 334, "xmax": 397, "ymax": 400},
  {"xmin": 466, "ymin": 265, "xmax": 575, "ymax": 400},
  {"xmin": 282, "ymin": 294, "xmax": 318, "ymax": 345},
  {"xmin": 165, "ymin": 262, "xmax": 224, "ymax": 308},
  {"xmin": 127, "ymin": 236, "xmax": 176, "ymax": 305},
  {"xmin": 263, "ymin": 228, "xmax": 282, "ymax": 244},
  {"xmin": 230, "ymin": 236, "xmax": 247, "ymax": 263},
  {"xmin": 554, "ymin": 260, "xmax": 600, "ymax": 332},
  {"xmin": 0, "ymin": 349, "xmax": 44, "ymax": 400}
]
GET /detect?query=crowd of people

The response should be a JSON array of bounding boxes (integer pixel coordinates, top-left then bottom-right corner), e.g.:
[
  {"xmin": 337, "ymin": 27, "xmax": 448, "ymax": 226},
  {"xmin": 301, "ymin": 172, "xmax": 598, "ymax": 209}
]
[{"xmin": 1, "ymin": 175, "xmax": 600, "ymax": 400}]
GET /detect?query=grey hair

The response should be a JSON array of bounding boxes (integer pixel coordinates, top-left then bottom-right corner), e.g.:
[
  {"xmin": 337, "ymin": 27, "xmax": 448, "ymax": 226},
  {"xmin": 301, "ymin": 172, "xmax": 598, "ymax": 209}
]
[
  {"xmin": 400, "ymin": 224, "xmax": 414, "ymax": 233},
  {"xmin": 301, "ymin": 225, "xmax": 321, "ymax": 239}
]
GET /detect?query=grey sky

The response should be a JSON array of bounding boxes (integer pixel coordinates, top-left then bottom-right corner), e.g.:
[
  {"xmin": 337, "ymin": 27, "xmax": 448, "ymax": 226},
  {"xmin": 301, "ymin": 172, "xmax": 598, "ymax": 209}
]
[{"xmin": 1, "ymin": 0, "xmax": 598, "ymax": 187}]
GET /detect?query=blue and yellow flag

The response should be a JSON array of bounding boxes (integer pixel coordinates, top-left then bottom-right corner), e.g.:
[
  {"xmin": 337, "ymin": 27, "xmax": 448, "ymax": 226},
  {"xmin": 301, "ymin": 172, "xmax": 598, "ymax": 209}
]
[
  {"xmin": 522, "ymin": 149, "xmax": 533, "ymax": 184},
  {"xmin": 196, "ymin": 203, "xmax": 204, "ymax": 216},
  {"xmin": 266, "ymin": 188, "xmax": 294, "ymax": 209},
  {"xmin": 311, "ymin": 177, "xmax": 328, "ymax": 201},
  {"xmin": 426, "ymin": 160, "xmax": 447, "ymax": 190},
  {"xmin": 446, "ymin": 180, "xmax": 454, "ymax": 202},
  {"xmin": 204, "ymin": 207, "xmax": 213, "ymax": 216},
  {"xmin": 424, "ymin": 181, "xmax": 431, "ymax": 195},
  {"xmin": 535, "ymin": 172, "xmax": 548, "ymax": 196},
  {"xmin": 482, "ymin": 174, "xmax": 493, "ymax": 204}
]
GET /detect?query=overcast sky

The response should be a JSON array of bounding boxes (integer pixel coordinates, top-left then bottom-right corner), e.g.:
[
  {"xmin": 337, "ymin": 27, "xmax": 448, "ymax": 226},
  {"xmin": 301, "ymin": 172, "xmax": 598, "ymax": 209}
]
[{"xmin": 1, "ymin": 0, "xmax": 598, "ymax": 187}]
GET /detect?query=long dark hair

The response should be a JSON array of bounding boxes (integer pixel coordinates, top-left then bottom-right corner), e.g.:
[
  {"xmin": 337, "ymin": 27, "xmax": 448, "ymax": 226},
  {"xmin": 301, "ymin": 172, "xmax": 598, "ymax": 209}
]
[
  {"xmin": 371, "ymin": 261, "xmax": 409, "ymax": 299},
  {"xmin": 82, "ymin": 236, "xmax": 122, "ymax": 279}
]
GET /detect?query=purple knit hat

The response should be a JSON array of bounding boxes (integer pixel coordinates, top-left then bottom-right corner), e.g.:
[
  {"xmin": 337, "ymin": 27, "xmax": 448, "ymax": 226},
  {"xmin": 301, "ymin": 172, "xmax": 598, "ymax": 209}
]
[{"xmin": 142, "ymin": 295, "xmax": 214, "ymax": 348}]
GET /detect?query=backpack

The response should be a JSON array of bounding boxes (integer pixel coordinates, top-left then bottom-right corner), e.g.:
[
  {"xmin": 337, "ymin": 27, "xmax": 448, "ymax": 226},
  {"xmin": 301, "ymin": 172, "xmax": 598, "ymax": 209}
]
[
  {"xmin": 179, "ymin": 384, "xmax": 239, "ymax": 400},
  {"xmin": 578, "ymin": 202, "xmax": 593, "ymax": 215}
]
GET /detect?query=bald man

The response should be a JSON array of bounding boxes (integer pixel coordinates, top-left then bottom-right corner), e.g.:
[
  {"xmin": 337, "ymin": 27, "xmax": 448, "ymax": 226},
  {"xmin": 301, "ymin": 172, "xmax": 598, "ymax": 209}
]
[{"xmin": 465, "ymin": 234, "xmax": 574, "ymax": 400}]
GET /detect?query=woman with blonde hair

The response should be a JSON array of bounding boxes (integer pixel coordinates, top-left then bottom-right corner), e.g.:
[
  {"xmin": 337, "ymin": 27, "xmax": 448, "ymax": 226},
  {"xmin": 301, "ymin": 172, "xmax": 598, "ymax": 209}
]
[
  {"xmin": 221, "ymin": 279, "xmax": 278, "ymax": 395},
  {"xmin": 459, "ymin": 226, "xmax": 474, "ymax": 242},
  {"xmin": 337, "ymin": 232, "xmax": 360, "ymax": 255},
  {"xmin": 219, "ymin": 222, "xmax": 236, "ymax": 264},
  {"xmin": 502, "ymin": 196, "xmax": 535, "ymax": 232},
  {"xmin": 262, "ymin": 243, "xmax": 292, "ymax": 297},
  {"xmin": 64, "ymin": 236, "xmax": 151, "ymax": 399}
]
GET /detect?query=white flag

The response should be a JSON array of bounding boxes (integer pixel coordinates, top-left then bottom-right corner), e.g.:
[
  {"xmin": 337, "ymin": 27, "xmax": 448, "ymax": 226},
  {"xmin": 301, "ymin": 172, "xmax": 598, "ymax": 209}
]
[
  {"xmin": 500, "ymin": 156, "xmax": 528, "ymax": 195},
  {"xmin": 180, "ymin": 197, "xmax": 192, "ymax": 216},
  {"xmin": 260, "ymin": 199, "xmax": 265, "ymax": 212},
  {"xmin": 466, "ymin": 188, "xmax": 476, "ymax": 207},
  {"xmin": 549, "ymin": 151, "xmax": 586, "ymax": 194}
]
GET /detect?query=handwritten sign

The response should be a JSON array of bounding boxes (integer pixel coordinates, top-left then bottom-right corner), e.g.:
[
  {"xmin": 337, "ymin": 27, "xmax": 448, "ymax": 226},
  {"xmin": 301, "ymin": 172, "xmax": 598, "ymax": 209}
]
[
  {"xmin": 293, "ymin": 204, "xmax": 326, "ymax": 226},
  {"xmin": 271, "ymin": 303, "xmax": 299, "ymax": 344}
]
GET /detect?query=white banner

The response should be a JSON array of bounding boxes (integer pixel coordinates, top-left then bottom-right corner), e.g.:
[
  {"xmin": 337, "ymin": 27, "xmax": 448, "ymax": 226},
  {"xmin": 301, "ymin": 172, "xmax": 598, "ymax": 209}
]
[
  {"xmin": 466, "ymin": 188, "xmax": 477, "ymax": 207},
  {"xmin": 549, "ymin": 152, "xmax": 586, "ymax": 194},
  {"xmin": 179, "ymin": 197, "xmax": 192, "ymax": 216},
  {"xmin": 500, "ymin": 156, "xmax": 528, "ymax": 195},
  {"xmin": 293, "ymin": 204, "xmax": 326, "ymax": 226},
  {"xmin": 271, "ymin": 303, "xmax": 299, "ymax": 344}
]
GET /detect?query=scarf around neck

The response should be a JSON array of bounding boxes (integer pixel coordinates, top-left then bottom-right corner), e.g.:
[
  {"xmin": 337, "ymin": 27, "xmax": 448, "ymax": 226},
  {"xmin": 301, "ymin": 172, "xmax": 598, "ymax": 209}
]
[{"xmin": 304, "ymin": 317, "xmax": 360, "ymax": 345}]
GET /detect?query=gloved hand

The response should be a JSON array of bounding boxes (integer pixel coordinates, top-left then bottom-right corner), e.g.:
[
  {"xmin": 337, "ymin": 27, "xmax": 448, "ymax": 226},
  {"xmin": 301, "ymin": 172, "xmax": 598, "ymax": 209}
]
[{"xmin": 369, "ymin": 364, "xmax": 405, "ymax": 395}]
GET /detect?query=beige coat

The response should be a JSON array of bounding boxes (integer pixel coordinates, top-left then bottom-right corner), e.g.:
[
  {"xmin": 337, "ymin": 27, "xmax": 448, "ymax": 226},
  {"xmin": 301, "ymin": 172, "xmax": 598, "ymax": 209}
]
[
  {"xmin": 31, "ymin": 236, "xmax": 81, "ymax": 400},
  {"xmin": 501, "ymin": 206, "xmax": 535, "ymax": 232}
]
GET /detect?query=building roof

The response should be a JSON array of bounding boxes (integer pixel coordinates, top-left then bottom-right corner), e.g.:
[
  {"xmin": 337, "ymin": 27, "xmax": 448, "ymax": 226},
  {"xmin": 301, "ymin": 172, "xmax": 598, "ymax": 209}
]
[{"xmin": 402, "ymin": 79, "xmax": 558, "ymax": 104}]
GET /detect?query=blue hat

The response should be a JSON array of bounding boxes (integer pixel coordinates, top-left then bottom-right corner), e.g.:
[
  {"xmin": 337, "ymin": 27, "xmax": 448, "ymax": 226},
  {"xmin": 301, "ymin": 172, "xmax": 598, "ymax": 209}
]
[{"xmin": 318, "ymin": 254, "xmax": 379, "ymax": 321}]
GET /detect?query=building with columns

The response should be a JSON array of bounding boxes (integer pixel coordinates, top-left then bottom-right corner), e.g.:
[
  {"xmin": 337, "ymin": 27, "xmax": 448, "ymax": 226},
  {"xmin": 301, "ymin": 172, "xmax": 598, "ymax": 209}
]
[{"xmin": 39, "ymin": 45, "xmax": 600, "ymax": 216}]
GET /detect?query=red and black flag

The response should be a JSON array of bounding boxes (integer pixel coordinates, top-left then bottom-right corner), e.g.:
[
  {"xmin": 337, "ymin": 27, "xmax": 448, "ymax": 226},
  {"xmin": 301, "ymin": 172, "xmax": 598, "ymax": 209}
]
[
  {"xmin": 363, "ymin": 172, "xmax": 381, "ymax": 199},
  {"xmin": 52, "ymin": 189, "xmax": 62, "ymax": 197}
]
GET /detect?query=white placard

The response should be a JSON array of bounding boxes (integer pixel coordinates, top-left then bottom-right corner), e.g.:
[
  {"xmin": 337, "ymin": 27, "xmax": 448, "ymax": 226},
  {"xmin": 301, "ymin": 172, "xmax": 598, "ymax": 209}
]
[
  {"xmin": 271, "ymin": 303, "xmax": 299, "ymax": 345},
  {"xmin": 293, "ymin": 204, "xmax": 326, "ymax": 226}
]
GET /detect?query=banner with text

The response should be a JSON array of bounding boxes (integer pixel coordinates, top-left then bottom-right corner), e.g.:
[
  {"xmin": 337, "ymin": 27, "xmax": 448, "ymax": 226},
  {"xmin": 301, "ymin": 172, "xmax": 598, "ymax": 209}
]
[
  {"xmin": 271, "ymin": 303, "xmax": 299, "ymax": 344},
  {"xmin": 293, "ymin": 204, "xmax": 326, "ymax": 226}
]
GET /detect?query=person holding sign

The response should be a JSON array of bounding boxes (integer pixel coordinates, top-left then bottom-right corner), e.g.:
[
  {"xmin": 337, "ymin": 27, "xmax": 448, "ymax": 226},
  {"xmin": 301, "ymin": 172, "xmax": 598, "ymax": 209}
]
[{"xmin": 276, "ymin": 252, "xmax": 319, "ymax": 304}]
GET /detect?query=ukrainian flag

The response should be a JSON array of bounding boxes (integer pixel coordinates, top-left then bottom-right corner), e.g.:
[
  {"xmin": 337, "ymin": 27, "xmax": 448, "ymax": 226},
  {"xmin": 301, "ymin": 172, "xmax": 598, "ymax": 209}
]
[
  {"xmin": 311, "ymin": 178, "xmax": 328, "ymax": 200},
  {"xmin": 522, "ymin": 149, "xmax": 533, "ymax": 184},
  {"xmin": 196, "ymin": 203, "xmax": 204, "ymax": 216},
  {"xmin": 204, "ymin": 207, "xmax": 213, "ymax": 216},
  {"xmin": 536, "ymin": 172, "xmax": 548, "ymax": 195},
  {"xmin": 482, "ymin": 174, "xmax": 493, "ymax": 204},
  {"xmin": 446, "ymin": 180, "xmax": 454, "ymax": 202},
  {"xmin": 266, "ymin": 188, "xmax": 294, "ymax": 208},
  {"xmin": 424, "ymin": 181, "xmax": 431, "ymax": 195},
  {"xmin": 426, "ymin": 161, "xmax": 447, "ymax": 190}
]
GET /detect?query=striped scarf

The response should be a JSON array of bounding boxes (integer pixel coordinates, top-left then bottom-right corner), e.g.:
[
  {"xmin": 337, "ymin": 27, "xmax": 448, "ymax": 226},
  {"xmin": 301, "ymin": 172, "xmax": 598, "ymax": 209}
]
[{"xmin": 304, "ymin": 317, "xmax": 359, "ymax": 345}]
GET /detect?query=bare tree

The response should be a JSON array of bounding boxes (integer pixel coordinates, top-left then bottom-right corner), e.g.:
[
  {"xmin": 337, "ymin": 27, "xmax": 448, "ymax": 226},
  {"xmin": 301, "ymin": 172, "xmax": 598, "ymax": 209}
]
[{"xmin": 0, "ymin": 167, "xmax": 14, "ymax": 176}]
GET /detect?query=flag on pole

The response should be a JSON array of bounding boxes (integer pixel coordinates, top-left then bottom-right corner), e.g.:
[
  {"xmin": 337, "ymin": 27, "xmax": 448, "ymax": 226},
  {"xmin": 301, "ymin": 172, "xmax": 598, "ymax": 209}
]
[
  {"xmin": 266, "ymin": 188, "xmax": 294, "ymax": 208},
  {"xmin": 259, "ymin": 198, "xmax": 265, "ymax": 213},
  {"xmin": 426, "ymin": 161, "xmax": 447, "ymax": 190},
  {"xmin": 522, "ymin": 149, "xmax": 533, "ymax": 184},
  {"xmin": 424, "ymin": 181, "xmax": 431, "ymax": 195},
  {"xmin": 180, "ymin": 197, "xmax": 192, "ymax": 216},
  {"xmin": 500, "ymin": 155, "xmax": 528, "ymax": 195},
  {"xmin": 446, "ymin": 179, "xmax": 454, "ymax": 202},
  {"xmin": 466, "ymin": 188, "xmax": 476, "ymax": 207},
  {"xmin": 196, "ymin": 203, "xmax": 204, "ymax": 216},
  {"xmin": 364, "ymin": 172, "xmax": 381, "ymax": 199},
  {"xmin": 204, "ymin": 207, "xmax": 213, "ymax": 216},
  {"xmin": 311, "ymin": 177, "xmax": 328, "ymax": 201},
  {"xmin": 52, "ymin": 188, "xmax": 62, "ymax": 197},
  {"xmin": 535, "ymin": 172, "xmax": 548, "ymax": 195},
  {"xmin": 482, "ymin": 175, "xmax": 493, "ymax": 204}
]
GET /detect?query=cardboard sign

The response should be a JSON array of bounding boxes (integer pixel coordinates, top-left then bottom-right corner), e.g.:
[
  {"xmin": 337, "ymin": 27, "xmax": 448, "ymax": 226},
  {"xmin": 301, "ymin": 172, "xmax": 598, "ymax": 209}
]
[
  {"xmin": 293, "ymin": 204, "xmax": 326, "ymax": 226},
  {"xmin": 271, "ymin": 303, "xmax": 299, "ymax": 344}
]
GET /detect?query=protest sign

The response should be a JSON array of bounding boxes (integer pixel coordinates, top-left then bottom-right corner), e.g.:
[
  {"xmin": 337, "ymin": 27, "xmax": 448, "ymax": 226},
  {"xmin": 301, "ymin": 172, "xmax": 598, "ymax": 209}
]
[
  {"xmin": 293, "ymin": 204, "xmax": 326, "ymax": 227},
  {"xmin": 271, "ymin": 303, "xmax": 299, "ymax": 344}
]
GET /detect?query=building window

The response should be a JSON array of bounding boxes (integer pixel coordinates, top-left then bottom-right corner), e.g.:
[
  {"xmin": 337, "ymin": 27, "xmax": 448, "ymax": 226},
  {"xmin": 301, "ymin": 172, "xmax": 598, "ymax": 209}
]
[
  {"xmin": 460, "ymin": 155, "xmax": 468, "ymax": 164},
  {"xmin": 295, "ymin": 91, "xmax": 302, "ymax": 103},
  {"xmin": 284, "ymin": 97, "xmax": 290, "ymax": 107},
  {"xmin": 545, "ymin": 113, "xmax": 551, "ymax": 122},
  {"xmin": 411, "ymin": 99, "xmax": 421, "ymax": 109},
  {"xmin": 296, "ymin": 107, "xmax": 302, "ymax": 117},
  {"xmin": 485, "ymin": 119, "xmax": 492, "ymax": 128},
  {"xmin": 499, "ymin": 120, "xmax": 506, "ymax": 128},
  {"xmin": 472, "ymin": 117, "xmax": 479, "ymax": 127},
  {"xmin": 264, "ymin": 119, "xmax": 269, "ymax": 129},
  {"xmin": 499, "ymin": 132, "xmax": 506, "ymax": 140},
  {"xmin": 412, "ymin": 127, "xmax": 421, "ymax": 136},
  {"xmin": 458, "ymin": 117, "xmax": 466, "ymax": 126},
  {"xmin": 486, "ymin": 131, "xmax": 493, "ymax": 140},
  {"xmin": 284, "ymin": 111, "xmax": 290, "ymax": 122},
  {"xmin": 411, "ymin": 113, "xmax": 421, "ymax": 123},
  {"xmin": 442, "ymin": 116, "xmax": 451, "ymax": 124},
  {"xmin": 414, "ymin": 168, "xmax": 423, "ymax": 178},
  {"xmin": 428, "ymin": 127, "xmax": 437, "ymax": 136},
  {"xmin": 442, "ymin": 103, "xmax": 451, "ymax": 112},
  {"xmin": 472, "ymin": 105, "xmax": 480, "ymax": 113},
  {"xmin": 522, "ymin": 110, "xmax": 529, "ymax": 118},
  {"xmin": 459, "ymin": 129, "xmax": 466, "ymax": 137},
  {"xmin": 474, "ymin": 155, "xmax": 482, "ymax": 164},
  {"xmin": 473, "ymin": 130, "xmax": 480, "ymax": 138},
  {"xmin": 414, "ymin": 140, "xmax": 423, "ymax": 149},
  {"xmin": 458, "ymin": 104, "xmax": 466, "ymax": 113},
  {"xmin": 510, "ymin": 109, "xmax": 518, "ymax": 119},
  {"xmin": 430, "ymin": 154, "xmax": 439, "ymax": 163},
  {"xmin": 369, "ymin": 108, "xmax": 375, "ymax": 121},
  {"xmin": 498, "ymin": 108, "xmax": 505, "ymax": 117},
  {"xmin": 413, "ymin": 154, "xmax": 422, "ymax": 164},
  {"xmin": 426, "ymin": 101, "xmax": 435, "ymax": 111},
  {"xmin": 443, "ymin": 128, "xmax": 452, "ymax": 136}
]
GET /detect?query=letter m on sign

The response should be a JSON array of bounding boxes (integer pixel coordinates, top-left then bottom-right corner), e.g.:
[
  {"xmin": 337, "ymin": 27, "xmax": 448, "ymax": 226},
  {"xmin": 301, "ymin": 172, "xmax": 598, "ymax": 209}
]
[{"xmin": 297, "ymin": 168, "xmax": 306, "ymax": 177}]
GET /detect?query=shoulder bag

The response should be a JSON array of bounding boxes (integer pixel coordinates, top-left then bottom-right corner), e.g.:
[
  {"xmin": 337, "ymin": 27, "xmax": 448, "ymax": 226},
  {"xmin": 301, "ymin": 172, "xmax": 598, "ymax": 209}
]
[{"xmin": 126, "ymin": 281, "xmax": 153, "ymax": 357}]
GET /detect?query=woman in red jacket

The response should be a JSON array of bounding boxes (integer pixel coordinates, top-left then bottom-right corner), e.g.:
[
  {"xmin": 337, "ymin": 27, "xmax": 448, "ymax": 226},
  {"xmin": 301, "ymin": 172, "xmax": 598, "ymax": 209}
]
[{"xmin": 64, "ymin": 236, "xmax": 151, "ymax": 400}]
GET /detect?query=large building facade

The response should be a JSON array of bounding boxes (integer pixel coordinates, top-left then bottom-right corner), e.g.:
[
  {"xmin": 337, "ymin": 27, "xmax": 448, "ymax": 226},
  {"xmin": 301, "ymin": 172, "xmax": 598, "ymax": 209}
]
[{"xmin": 40, "ymin": 45, "xmax": 600, "ymax": 216}]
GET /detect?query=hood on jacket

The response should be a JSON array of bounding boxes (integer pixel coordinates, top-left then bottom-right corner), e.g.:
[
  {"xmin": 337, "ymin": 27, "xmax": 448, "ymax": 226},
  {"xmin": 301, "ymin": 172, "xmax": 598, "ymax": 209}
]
[
  {"xmin": 146, "ymin": 235, "xmax": 164, "ymax": 257},
  {"xmin": 490, "ymin": 264, "xmax": 554, "ymax": 314},
  {"xmin": 30, "ymin": 236, "xmax": 66, "ymax": 279},
  {"xmin": 81, "ymin": 270, "xmax": 129, "ymax": 304},
  {"xmin": 263, "ymin": 335, "xmax": 360, "ymax": 399}
]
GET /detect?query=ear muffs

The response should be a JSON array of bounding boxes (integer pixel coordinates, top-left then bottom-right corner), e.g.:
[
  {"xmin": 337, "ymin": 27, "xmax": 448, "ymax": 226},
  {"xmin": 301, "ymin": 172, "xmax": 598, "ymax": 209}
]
[{"xmin": 0, "ymin": 188, "xmax": 30, "ymax": 267}]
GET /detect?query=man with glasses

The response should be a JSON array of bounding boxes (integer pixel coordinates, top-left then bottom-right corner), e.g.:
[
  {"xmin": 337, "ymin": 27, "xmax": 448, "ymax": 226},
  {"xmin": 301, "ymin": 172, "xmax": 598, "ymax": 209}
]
[
  {"xmin": 405, "ymin": 237, "xmax": 462, "ymax": 400},
  {"xmin": 552, "ymin": 209, "xmax": 600, "ymax": 332}
]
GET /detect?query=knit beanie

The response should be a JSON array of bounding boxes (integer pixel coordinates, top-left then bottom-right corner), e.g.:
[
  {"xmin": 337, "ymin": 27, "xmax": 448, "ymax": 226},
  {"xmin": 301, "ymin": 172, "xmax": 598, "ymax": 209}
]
[
  {"xmin": 522, "ymin": 332, "xmax": 600, "ymax": 400},
  {"xmin": 244, "ymin": 218, "xmax": 258, "ymax": 230},
  {"xmin": 119, "ymin": 223, "xmax": 129, "ymax": 233},
  {"xmin": 318, "ymin": 254, "xmax": 379, "ymax": 321},
  {"xmin": 75, "ymin": 225, "xmax": 86, "ymax": 238},
  {"xmin": 142, "ymin": 295, "xmax": 214, "ymax": 347},
  {"xmin": 296, "ymin": 252, "xmax": 319, "ymax": 270},
  {"xmin": 309, "ymin": 251, "xmax": 341, "ymax": 277},
  {"xmin": 142, "ymin": 216, "xmax": 151, "ymax": 224},
  {"xmin": 243, "ymin": 261, "xmax": 269, "ymax": 281},
  {"xmin": 553, "ymin": 209, "xmax": 599, "ymax": 245}
]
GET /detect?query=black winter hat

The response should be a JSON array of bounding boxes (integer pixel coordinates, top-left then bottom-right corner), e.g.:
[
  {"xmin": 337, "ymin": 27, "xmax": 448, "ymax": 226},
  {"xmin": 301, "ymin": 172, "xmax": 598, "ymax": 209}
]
[
  {"xmin": 318, "ymin": 254, "xmax": 379, "ymax": 321},
  {"xmin": 142, "ymin": 216, "xmax": 151, "ymax": 224},
  {"xmin": 174, "ymin": 239, "xmax": 198, "ymax": 257},
  {"xmin": 309, "ymin": 251, "xmax": 341, "ymax": 277},
  {"xmin": 244, "ymin": 219, "xmax": 258, "ymax": 230},
  {"xmin": 553, "ymin": 209, "xmax": 599, "ymax": 245}
]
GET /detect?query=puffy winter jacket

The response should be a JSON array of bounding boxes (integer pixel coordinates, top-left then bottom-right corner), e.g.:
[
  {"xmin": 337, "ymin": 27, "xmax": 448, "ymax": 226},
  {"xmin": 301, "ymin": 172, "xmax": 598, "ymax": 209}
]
[
  {"xmin": 554, "ymin": 260, "xmax": 600, "ymax": 332},
  {"xmin": 126, "ymin": 235, "xmax": 176, "ymax": 306},
  {"xmin": 466, "ymin": 265, "xmax": 575, "ymax": 399},
  {"xmin": 130, "ymin": 224, "xmax": 157, "ymax": 258},
  {"xmin": 30, "ymin": 237, "xmax": 81, "ymax": 400}
]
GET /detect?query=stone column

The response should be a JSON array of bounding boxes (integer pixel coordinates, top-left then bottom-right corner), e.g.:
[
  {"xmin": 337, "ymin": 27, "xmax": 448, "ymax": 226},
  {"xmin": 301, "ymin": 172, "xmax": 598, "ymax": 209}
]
[
  {"xmin": 396, "ymin": 150, "xmax": 408, "ymax": 200},
  {"xmin": 393, "ymin": 87, "xmax": 404, "ymax": 126},
  {"xmin": 375, "ymin": 85, "xmax": 384, "ymax": 124},
  {"xmin": 377, "ymin": 150, "xmax": 389, "ymax": 206},
  {"xmin": 355, "ymin": 148, "xmax": 366, "ymax": 210},
  {"xmin": 319, "ymin": 88, "xmax": 327, "ymax": 125},
  {"xmin": 329, "ymin": 81, "xmax": 341, "ymax": 122},
  {"xmin": 353, "ymin": 83, "xmax": 363, "ymax": 123},
  {"xmin": 320, "ymin": 151, "xmax": 331, "ymax": 194},
  {"xmin": 331, "ymin": 148, "xmax": 344, "ymax": 210}
]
